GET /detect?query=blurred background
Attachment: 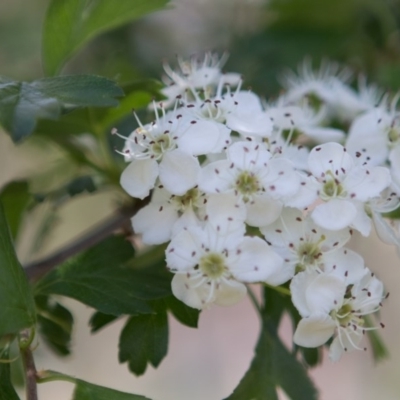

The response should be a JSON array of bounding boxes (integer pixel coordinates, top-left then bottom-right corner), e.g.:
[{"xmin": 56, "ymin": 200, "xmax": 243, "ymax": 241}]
[{"xmin": 2, "ymin": 0, "xmax": 400, "ymax": 399}]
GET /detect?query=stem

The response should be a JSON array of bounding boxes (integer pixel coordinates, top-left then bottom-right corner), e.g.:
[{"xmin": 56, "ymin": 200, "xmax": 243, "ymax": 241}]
[
  {"xmin": 247, "ymin": 285, "xmax": 262, "ymax": 316},
  {"xmin": 24, "ymin": 198, "xmax": 149, "ymax": 283},
  {"xmin": 36, "ymin": 370, "xmax": 76, "ymax": 385},
  {"xmin": 264, "ymin": 283, "xmax": 291, "ymax": 296},
  {"xmin": 20, "ymin": 330, "xmax": 38, "ymax": 400}
]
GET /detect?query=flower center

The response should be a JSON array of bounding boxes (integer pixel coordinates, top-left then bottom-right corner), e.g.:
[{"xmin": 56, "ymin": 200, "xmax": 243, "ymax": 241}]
[
  {"xmin": 199, "ymin": 253, "xmax": 226, "ymax": 279},
  {"xmin": 331, "ymin": 303, "xmax": 356, "ymax": 326},
  {"xmin": 295, "ymin": 242, "xmax": 322, "ymax": 272},
  {"xmin": 151, "ymin": 134, "xmax": 172, "ymax": 156},
  {"xmin": 388, "ymin": 126, "xmax": 400, "ymax": 147},
  {"xmin": 235, "ymin": 171, "xmax": 260, "ymax": 201},
  {"xmin": 171, "ymin": 188, "xmax": 201, "ymax": 212},
  {"xmin": 320, "ymin": 173, "xmax": 345, "ymax": 200}
]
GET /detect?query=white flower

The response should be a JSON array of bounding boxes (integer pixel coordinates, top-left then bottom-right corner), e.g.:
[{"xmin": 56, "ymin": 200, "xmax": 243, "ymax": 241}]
[
  {"xmin": 199, "ymin": 141, "xmax": 300, "ymax": 226},
  {"xmin": 131, "ymin": 186, "xmax": 207, "ymax": 245},
  {"xmin": 260, "ymin": 208, "xmax": 363, "ymax": 285},
  {"xmin": 281, "ymin": 59, "xmax": 352, "ymax": 108},
  {"xmin": 166, "ymin": 215, "xmax": 283, "ymax": 309},
  {"xmin": 161, "ymin": 52, "xmax": 241, "ymax": 107},
  {"xmin": 118, "ymin": 106, "xmax": 231, "ymax": 198},
  {"xmin": 265, "ymin": 104, "xmax": 345, "ymax": 144},
  {"xmin": 291, "ymin": 269, "xmax": 385, "ymax": 361},
  {"xmin": 307, "ymin": 142, "xmax": 391, "ymax": 232}
]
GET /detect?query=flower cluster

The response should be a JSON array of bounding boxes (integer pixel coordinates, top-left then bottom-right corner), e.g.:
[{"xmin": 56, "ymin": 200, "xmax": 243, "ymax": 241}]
[{"xmin": 117, "ymin": 54, "xmax": 397, "ymax": 361}]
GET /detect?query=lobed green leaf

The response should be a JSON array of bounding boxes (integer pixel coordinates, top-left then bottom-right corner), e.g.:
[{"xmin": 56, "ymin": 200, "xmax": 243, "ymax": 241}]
[
  {"xmin": 34, "ymin": 236, "xmax": 171, "ymax": 317},
  {"xmin": 36, "ymin": 295, "xmax": 74, "ymax": 356},
  {"xmin": 0, "ymin": 75, "xmax": 123, "ymax": 142},
  {"xmin": 43, "ymin": 0, "xmax": 171, "ymax": 76},
  {"xmin": 225, "ymin": 288, "xmax": 318, "ymax": 400},
  {"xmin": 0, "ymin": 202, "xmax": 36, "ymax": 337},
  {"xmin": 119, "ymin": 302, "xmax": 168, "ymax": 376},
  {"xmin": 165, "ymin": 296, "xmax": 200, "ymax": 328},
  {"xmin": 0, "ymin": 349, "xmax": 20, "ymax": 400},
  {"xmin": 0, "ymin": 181, "xmax": 31, "ymax": 240},
  {"xmin": 73, "ymin": 379, "xmax": 152, "ymax": 400}
]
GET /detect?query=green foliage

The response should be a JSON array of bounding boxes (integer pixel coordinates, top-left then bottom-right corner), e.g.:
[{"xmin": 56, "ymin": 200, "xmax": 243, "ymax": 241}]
[
  {"xmin": 119, "ymin": 302, "xmax": 168, "ymax": 376},
  {"xmin": 0, "ymin": 181, "xmax": 31, "ymax": 239},
  {"xmin": 42, "ymin": 0, "xmax": 171, "ymax": 76},
  {"xmin": 0, "ymin": 202, "xmax": 36, "ymax": 337},
  {"xmin": 34, "ymin": 236, "xmax": 171, "ymax": 316},
  {"xmin": 0, "ymin": 75, "xmax": 123, "ymax": 142},
  {"xmin": 165, "ymin": 296, "xmax": 200, "ymax": 328},
  {"xmin": 0, "ymin": 349, "xmax": 20, "ymax": 400},
  {"xmin": 73, "ymin": 379, "xmax": 152, "ymax": 400},
  {"xmin": 89, "ymin": 312, "xmax": 119, "ymax": 333},
  {"xmin": 36, "ymin": 295, "xmax": 74, "ymax": 356},
  {"xmin": 225, "ymin": 289, "xmax": 318, "ymax": 400},
  {"xmin": 100, "ymin": 79, "xmax": 165, "ymax": 130}
]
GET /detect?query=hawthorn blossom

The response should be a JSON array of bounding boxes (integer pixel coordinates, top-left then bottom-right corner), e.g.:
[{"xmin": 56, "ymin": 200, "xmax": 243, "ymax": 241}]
[
  {"xmin": 291, "ymin": 269, "xmax": 385, "ymax": 361},
  {"xmin": 118, "ymin": 106, "xmax": 230, "ymax": 198},
  {"xmin": 166, "ymin": 200, "xmax": 283, "ymax": 309},
  {"xmin": 260, "ymin": 208, "xmax": 365, "ymax": 285},
  {"xmin": 131, "ymin": 186, "xmax": 207, "ymax": 245},
  {"xmin": 198, "ymin": 141, "xmax": 300, "ymax": 226},
  {"xmin": 306, "ymin": 142, "xmax": 391, "ymax": 233},
  {"xmin": 161, "ymin": 52, "xmax": 241, "ymax": 107}
]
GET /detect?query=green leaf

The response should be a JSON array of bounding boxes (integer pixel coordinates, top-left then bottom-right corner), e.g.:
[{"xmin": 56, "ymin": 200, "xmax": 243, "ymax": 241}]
[
  {"xmin": 0, "ymin": 202, "xmax": 36, "ymax": 337},
  {"xmin": 119, "ymin": 303, "xmax": 168, "ymax": 376},
  {"xmin": 36, "ymin": 295, "xmax": 73, "ymax": 356},
  {"xmin": 0, "ymin": 181, "xmax": 31, "ymax": 239},
  {"xmin": 0, "ymin": 75, "xmax": 123, "ymax": 142},
  {"xmin": 225, "ymin": 288, "xmax": 318, "ymax": 400},
  {"xmin": 225, "ymin": 321, "xmax": 318, "ymax": 400},
  {"xmin": 43, "ymin": 0, "xmax": 171, "ymax": 76},
  {"xmin": 165, "ymin": 296, "xmax": 200, "ymax": 328},
  {"xmin": 0, "ymin": 349, "xmax": 20, "ymax": 400},
  {"xmin": 73, "ymin": 379, "xmax": 151, "ymax": 400},
  {"xmin": 99, "ymin": 79, "xmax": 164, "ymax": 129},
  {"xmin": 34, "ymin": 236, "xmax": 171, "ymax": 316},
  {"xmin": 89, "ymin": 312, "xmax": 118, "ymax": 333}
]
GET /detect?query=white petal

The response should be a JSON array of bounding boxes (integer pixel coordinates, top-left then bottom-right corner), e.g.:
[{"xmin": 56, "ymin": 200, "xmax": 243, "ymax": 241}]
[
  {"xmin": 227, "ymin": 141, "xmax": 271, "ymax": 170},
  {"xmin": 324, "ymin": 248, "xmax": 366, "ymax": 285},
  {"xmin": 344, "ymin": 166, "xmax": 391, "ymax": 201},
  {"xmin": 350, "ymin": 203, "xmax": 371, "ymax": 236},
  {"xmin": 198, "ymin": 160, "xmax": 232, "ymax": 193},
  {"xmin": 308, "ymin": 142, "xmax": 354, "ymax": 178},
  {"xmin": 372, "ymin": 211, "xmax": 400, "ymax": 247},
  {"xmin": 294, "ymin": 314, "xmax": 336, "ymax": 347},
  {"xmin": 177, "ymin": 120, "xmax": 228, "ymax": 155},
  {"xmin": 260, "ymin": 207, "xmax": 304, "ymax": 247},
  {"xmin": 311, "ymin": 199, "xmax": 357, "ymax": 230},
  {"xmin": 120, "ymin": 159, "xmax": 158, "ymax": 199},
  {"xmin": 206, "ymin": 193, "xmax": 247, "ymax": 226},
  {"xmin": 171, "ymin": 208, "xmax": 200, "ymax": 237},
  {"xmin": 306, "ymin": 273, "xmax": 346, "ymax": 315},
  {"xmin": 246, "ymin": 195, "xmax": 282, "ymax": 227},
  {"xmin": 226, "ymin": 112, "xmax": 273, "ymax": 137},
  {"xmin": 166, "ymin": 227, "xmax": 204, "ymax": 271},
  {"xmin": 290, "ymin": 270, "xmax": 319, "ymax": 317},
  {"xmin": 261, "ymin": 158, "xmax": 300, "ymax": 199},
  {"xmin": 230, "ymin": 237, "xmax": 283, "ymax": 282},
  {"xmin": 300, "ymin": 126, "xmax": 345, "ymax": 144},
  {"xmin": 159, "ymin": 149, "xmax": 200, "ymax": 195},
  {"xmin": 132, "ymin": 203, "xmax": 177, "ymax": 245},
  {"xmin": 329, "ymin": 331, "xmax": 363, "ymax": 362},
  {"xmin": 284, "ymin": 175, "xmax": 319, "ymax": 209},
  {"xmin": 234, "ymin": 91, "xmax": 264, "ymax": 113},
  {"xmin": 214, "ymin": 280, "xmax": 247, "ymax": 306},
  {"xmin": 171, "ymin": 274, "xmax": 204, "ymax": 309}
]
